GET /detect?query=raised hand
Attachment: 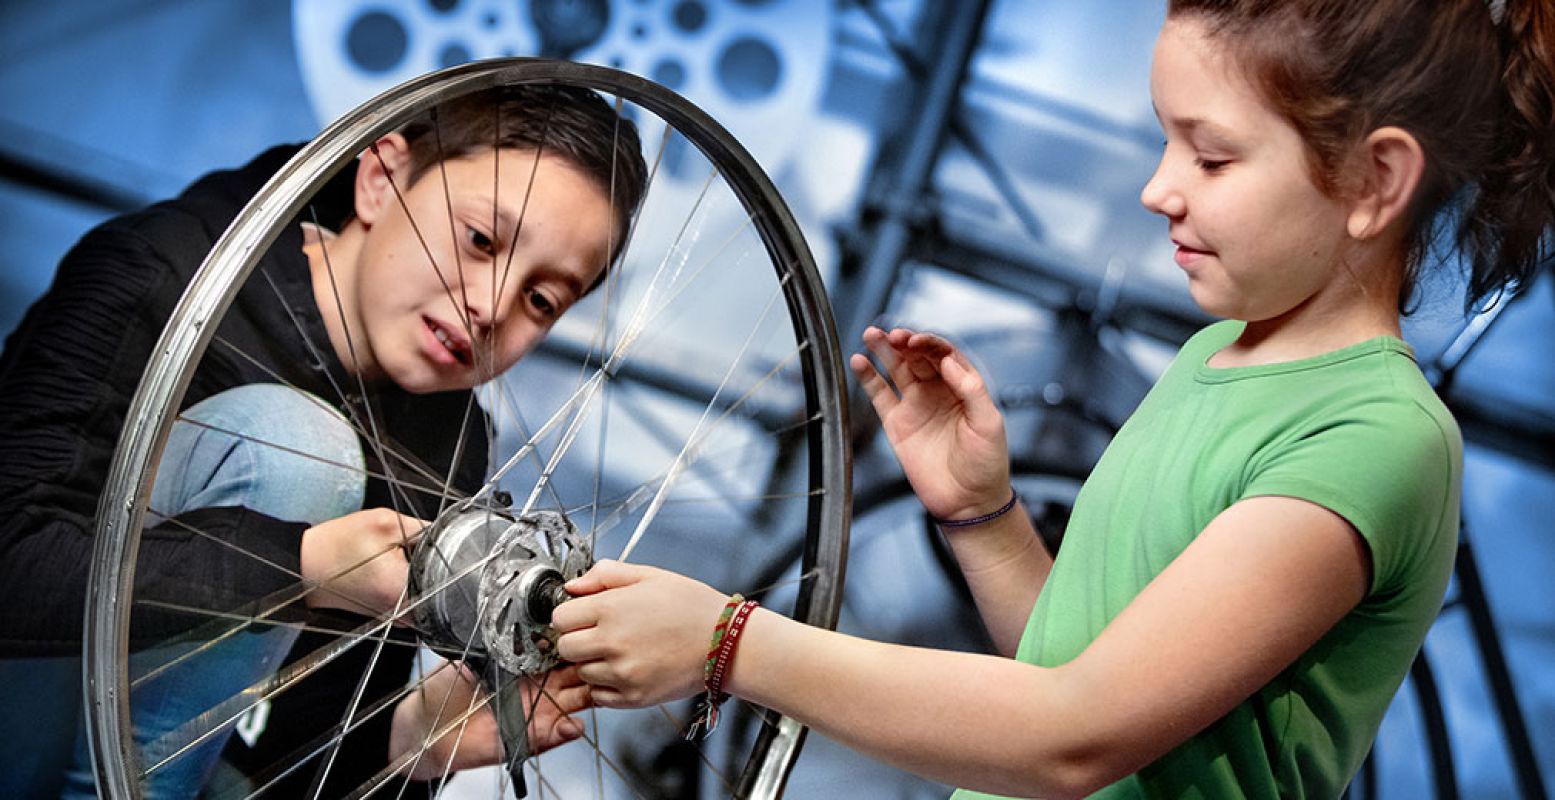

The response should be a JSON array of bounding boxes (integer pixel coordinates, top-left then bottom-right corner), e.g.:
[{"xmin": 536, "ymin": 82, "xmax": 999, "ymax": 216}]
[
  {"xmin": 849, "ymin": 326, "xmax": 1011, "ymax": 521},
  {"xmin": 551, "ymin": 560, "xmax": 727, "ymax": 709}
]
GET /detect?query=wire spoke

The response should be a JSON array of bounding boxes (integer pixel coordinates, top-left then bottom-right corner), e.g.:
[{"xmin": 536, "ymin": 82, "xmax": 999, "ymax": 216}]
[
  {"xmin": 282, "ymin": 224, "xmax": 444, "ymax": 521},
  {"xmin": 224, "ymin": 656, "xmax": 455, "ymax": 800},
  {"xmin": 517, "ymin": 263, "xmax": 793, "ymax": 542},
  {"xmin": 573, "ymin": 388, "xmax": 822, "ymax": 552},
  {"xmin": 206, "ymin": 333, "xmax": 460, "ymax": 499},
  {"xmin": 165, "ymin": 416, "xmax": 463, "ymax": 507},
  {"xmin": 653, "ymin": 705, "xmax": 740, "ymax": 797},
  {"xmin": 137, "ymin": 535, "xmax": 513, "ymax": 774},
  {"xmin": 98, "ymin": 65, "xmax": 846, "ymax": 800},
  {"xmin": 619, "ymin": 308, "xmax": 799, "ymax": 562},
  {"xmin": 129, "ymin": 526, "xmax": 431, "ymax": 690}
]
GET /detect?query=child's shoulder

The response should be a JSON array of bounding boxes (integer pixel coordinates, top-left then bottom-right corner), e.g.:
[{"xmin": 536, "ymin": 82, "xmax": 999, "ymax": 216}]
[{"xmin": 71, "ymin": 145, "xmax": 314, "ymax": 279}]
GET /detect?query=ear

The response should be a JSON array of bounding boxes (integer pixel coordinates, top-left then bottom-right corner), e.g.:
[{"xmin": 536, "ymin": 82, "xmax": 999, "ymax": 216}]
[
  {"xmin": 353, "ymin": 132, "xmax": 413, "ymax": 228},
  {"xmin": 1345, "ymin": 126, "xmax": 1425, "ymax": 240}
]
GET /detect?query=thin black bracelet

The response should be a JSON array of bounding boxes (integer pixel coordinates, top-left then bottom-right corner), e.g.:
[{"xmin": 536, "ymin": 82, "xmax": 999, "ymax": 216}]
[{"xmin": 932, "ymin": 490, "xmax": 1019, "ymax": 528}]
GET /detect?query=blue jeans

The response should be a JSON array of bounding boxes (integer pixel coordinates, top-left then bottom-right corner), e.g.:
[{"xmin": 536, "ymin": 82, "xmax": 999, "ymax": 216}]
[{"xmin": 0, "ymin": 384, "xmax": 364, "ymax": 799}]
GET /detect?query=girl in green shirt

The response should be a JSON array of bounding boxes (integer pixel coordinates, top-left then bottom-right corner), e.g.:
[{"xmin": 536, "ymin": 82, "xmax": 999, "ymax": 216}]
[{"xmin": 554, "ymin": 2, "xmax": 1555, "ymax": 797}]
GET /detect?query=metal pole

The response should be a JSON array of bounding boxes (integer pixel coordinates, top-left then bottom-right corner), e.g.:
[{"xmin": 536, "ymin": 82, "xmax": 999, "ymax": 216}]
[{"xmin": 836, "ymin": 0, "xmax": 995, "ymax": 346}]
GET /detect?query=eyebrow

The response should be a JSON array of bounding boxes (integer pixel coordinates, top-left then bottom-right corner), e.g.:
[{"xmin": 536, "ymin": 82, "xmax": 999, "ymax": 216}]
[
  {"xmin": 1171, "ymin": 119, "xmax": 1241, "ymax": 149},
  {"xmin": 1151, "ymin": 103, "xmax": 1242, "ymax": 147},
  {"xmin": 538, "ymin": 263, "xmax": 587, "ymax": 300},
  {"xmin": 489, "ymin": 203, "xmax": 521, "ymax": 242}
]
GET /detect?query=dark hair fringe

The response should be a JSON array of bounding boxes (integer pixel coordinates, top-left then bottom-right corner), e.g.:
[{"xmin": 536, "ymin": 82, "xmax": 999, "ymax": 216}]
[{"xmin": 397, "ymin": 82, "xmax": 649, "ymax": 268}]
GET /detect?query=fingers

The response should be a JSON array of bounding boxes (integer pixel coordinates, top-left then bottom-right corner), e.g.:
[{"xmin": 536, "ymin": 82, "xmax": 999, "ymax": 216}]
[
  {"xmin": 575, "ymin": 659, "xmax": 618, "ymax": 692},
  {"xmin": 897, "ymin": 330, "xmax": 954, "ymax": 382},
  {"xmin": 553, "ymin": 623, "xmax": 604, "ymax": 661},
  {"xmin": 855, "ymin": 325, "xmax": 968, "ymax": 392},
  {"xmin": 524, "ymin": 667, "xmax": 594, "ymax": 739},
  {"xmin": 937, "ymin": 350, "xmax": 1002, "ymax": 432},
  {"xmin": 536, "ymin": 714, "xmax": 586, "ymax": 746},
  {"xmin": 587, "ymin": 686, "xmax": 630, "ymax": 709},
  {"xmin": 570, "ymin": 663, "xmax": 637, "ymax": 709},
  {"xmin": 849, "ymin": 352, "xmax": 899, "ymax": 416},
  {"xmin": 861, "ymin": 325, "xmax": 914, "ymax": 390},
  {"xmin": 562, "ymin": 559, "xmax": 642, "ymax": 597},
  {"xmin": 539, "ymin": 675, "xmax": 593, "ymax": 716}
]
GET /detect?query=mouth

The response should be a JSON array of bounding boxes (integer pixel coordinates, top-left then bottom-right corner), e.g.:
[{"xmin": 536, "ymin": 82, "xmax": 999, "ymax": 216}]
[
  {"xmin": 424, "ymin": 316, "xmax": 473, "ymax": 367},
  {"xmin": 1171, "ymin": 237, "xmax": 1213, "ymax": 267}
]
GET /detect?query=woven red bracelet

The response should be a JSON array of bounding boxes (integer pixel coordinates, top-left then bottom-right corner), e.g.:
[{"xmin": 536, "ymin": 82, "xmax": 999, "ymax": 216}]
[
  {"xmin": 701, "ymin": 594, "xmax": 743, "ymax": 685},
  {"xmin": 686, "ymin": 597, "xmax": 759, "ymax": 740}
]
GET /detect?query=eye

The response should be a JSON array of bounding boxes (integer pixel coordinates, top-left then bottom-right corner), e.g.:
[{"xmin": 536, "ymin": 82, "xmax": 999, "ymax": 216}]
[
  {"xmin": 466, "ymin": 227, "xmax": 496, "ymax": 257},
  {"xmin": 1196, "ymin": 157, "xmax": 1231, "ymax": 173},
  {"xmin": 528, "ymin": 289, "xmax": 557, "ymax": 317}
]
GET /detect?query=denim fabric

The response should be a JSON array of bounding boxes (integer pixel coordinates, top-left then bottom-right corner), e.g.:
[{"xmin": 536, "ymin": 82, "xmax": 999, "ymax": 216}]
[{"xmin": 0, "ymin": 384, "xmax": 364, "ymax": 799}]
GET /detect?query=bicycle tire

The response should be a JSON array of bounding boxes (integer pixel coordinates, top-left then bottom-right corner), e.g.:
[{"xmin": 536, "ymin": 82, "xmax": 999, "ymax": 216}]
[{"xmin": 86, "ymin": 58, "xmax": 849, "ymax": 800}]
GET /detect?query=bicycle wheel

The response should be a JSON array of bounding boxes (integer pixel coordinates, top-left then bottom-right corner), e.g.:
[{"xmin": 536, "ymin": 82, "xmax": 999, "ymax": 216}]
[{"xmin": 86, "ymin": 58, "xmax": 849, "ymax": 799}]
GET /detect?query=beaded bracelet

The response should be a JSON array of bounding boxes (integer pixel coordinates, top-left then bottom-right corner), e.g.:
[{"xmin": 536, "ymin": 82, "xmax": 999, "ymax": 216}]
[
  {"xmin": 931, "ymin": 489, "xmax": 1019, "ymax": 528},
  {"xmin": 686, "ymin": 594, "xmax": 759, "ymax": 740}
]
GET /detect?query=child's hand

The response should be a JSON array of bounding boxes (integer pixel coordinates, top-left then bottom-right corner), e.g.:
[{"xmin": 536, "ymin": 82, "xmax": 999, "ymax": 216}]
[
  {"xmin": 850, "ymin": 326, "xmax": 1011, "ymax": 522},
  {"xmin": 551, "ymin": 560, "xmax": 726, "ymax": 708},
  {"xmin": 300, "ymin": 507, "xmax": 422, "ymax": 620},
  {"xmin": 389, "ymin": 661, "xmax": 590, "ymax": 780}
]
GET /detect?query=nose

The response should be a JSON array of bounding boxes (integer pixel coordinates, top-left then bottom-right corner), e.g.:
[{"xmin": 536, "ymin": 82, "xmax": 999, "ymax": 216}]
[
  {"xmin": 1140, "ymin": 155, "xmax": 1186, "ymax": 219},
  {"xmin": 452, "ymin": 280, "xmax": 498, "ymax": 342}
]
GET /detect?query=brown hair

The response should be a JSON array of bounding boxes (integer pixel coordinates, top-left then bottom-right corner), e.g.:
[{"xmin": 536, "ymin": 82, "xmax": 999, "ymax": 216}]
[
  {"xmin": 398, "ymin": 83, "xmax": 648, "ymax": 273},
  {"xmin": 1167, "ymin": 0, "xmax": 1555, "ymax": 312}
]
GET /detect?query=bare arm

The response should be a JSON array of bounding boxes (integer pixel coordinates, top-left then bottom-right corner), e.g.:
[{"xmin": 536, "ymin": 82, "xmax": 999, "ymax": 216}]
[
  {"xmin": 556, "ymin": 495, "xmax": 1370, "ymax": 798},
  {"xmin": 939, "ymin": 500, "xmax": 1051, "ymax": 656}
]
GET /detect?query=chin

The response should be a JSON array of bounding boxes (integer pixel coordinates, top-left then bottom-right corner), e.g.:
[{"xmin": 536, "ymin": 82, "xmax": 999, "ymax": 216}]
[
  {"xmin": 1186, "ymin": 284, "xmax": 1273, "ymax": 323},
  {"xmin": 384, "ymin": 365, "xmax": 457, "ymax": 395},
  {"xmin": 1185, "ymin": 284, "xmax": 1234, "ymax": 319}
]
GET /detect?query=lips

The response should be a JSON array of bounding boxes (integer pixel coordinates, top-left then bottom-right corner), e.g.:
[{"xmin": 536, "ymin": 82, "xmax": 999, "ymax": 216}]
[
  {"xmin": 424, "ymin": 316, "xmax": 473, "ymax": 366},
  {"xmin": 1171, "ymin": 236, "xmax": 1213, "ymax": 268}
]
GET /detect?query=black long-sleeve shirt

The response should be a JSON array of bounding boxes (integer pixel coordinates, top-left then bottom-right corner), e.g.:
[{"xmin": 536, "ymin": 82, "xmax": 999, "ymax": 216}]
[{"xmin": 0, "ymin": 144, "xmax": 488, "ymax": 794}]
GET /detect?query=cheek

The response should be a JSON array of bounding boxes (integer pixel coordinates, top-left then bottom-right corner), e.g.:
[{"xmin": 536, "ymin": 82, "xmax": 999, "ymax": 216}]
[{"xmin": 496, "ymin": 323, "xmax": 546, "ymax": 370}]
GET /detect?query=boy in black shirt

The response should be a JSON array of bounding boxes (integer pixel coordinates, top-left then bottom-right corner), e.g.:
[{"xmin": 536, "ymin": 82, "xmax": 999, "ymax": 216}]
[{"xmin": 0, "ymin": 82, "xmax": 646, "ymax": 797}]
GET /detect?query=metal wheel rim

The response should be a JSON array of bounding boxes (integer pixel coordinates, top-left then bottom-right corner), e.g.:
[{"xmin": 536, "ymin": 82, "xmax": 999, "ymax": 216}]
[{"xmin": 86, "ymin": 57, "xmax": 850, "ymax": 800}]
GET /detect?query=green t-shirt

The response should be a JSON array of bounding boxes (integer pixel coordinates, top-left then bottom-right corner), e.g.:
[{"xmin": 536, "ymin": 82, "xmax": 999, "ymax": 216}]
[{"xmin": 954, "ymin": 321, "xmax": 1460, "ymax": 799}]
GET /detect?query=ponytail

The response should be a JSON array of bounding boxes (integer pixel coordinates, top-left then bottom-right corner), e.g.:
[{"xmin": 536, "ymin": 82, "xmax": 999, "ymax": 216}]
[{"xmin": 1458, "ymin": 0, "xmax": 1555, "ymax": 309}]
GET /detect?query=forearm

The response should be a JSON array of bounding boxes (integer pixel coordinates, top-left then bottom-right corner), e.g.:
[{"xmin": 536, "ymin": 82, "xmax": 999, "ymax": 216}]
[
  {"xmin": 725, "ymin": 610, "xmax": 1109, "ymax": 798},
  {"xmin": 941, "ymin": 502, "xmax": 1052, "ymax": 656},
  {"xmin": 726, "ymin": 498, "xmax": 1378, "ymax": 797}
]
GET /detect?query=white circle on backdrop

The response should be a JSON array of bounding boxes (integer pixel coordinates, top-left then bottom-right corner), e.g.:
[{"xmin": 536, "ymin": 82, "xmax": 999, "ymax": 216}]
[{"xmin": 291, "ymin": 0, "xmax": 833, "ymax": 184}]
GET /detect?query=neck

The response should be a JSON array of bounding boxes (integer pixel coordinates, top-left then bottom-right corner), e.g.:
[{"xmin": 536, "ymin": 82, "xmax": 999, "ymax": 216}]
[{"xmin": 1214, "ymin": 249, "xmax": 1404, "ymax": 369}]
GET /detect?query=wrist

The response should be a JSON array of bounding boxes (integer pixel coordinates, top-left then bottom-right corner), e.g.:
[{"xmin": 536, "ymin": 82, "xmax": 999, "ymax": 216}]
[
  {"xmin": 932, "ymin": 489, "xmax": 1019, "ymax": 529},
  {"xmin": 685, "ymin": 594, "xmax": 759, "ymax": 739},
  {"xmin": 722, "ymin": 606, "xmax": 778, "ymax": 703},
  {"xmin": 298, "ymin": 526, "xmax": 328, "ymax": 609},
  {"xmin": 388, "ymin": 691, "xmax": 432, "ymax": 779}
]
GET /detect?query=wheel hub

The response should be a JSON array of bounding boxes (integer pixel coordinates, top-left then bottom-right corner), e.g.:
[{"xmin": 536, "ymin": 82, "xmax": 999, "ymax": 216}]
[{"xmin": 409, "ymin": 498, "xmax": 592, "ymax": 675}]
